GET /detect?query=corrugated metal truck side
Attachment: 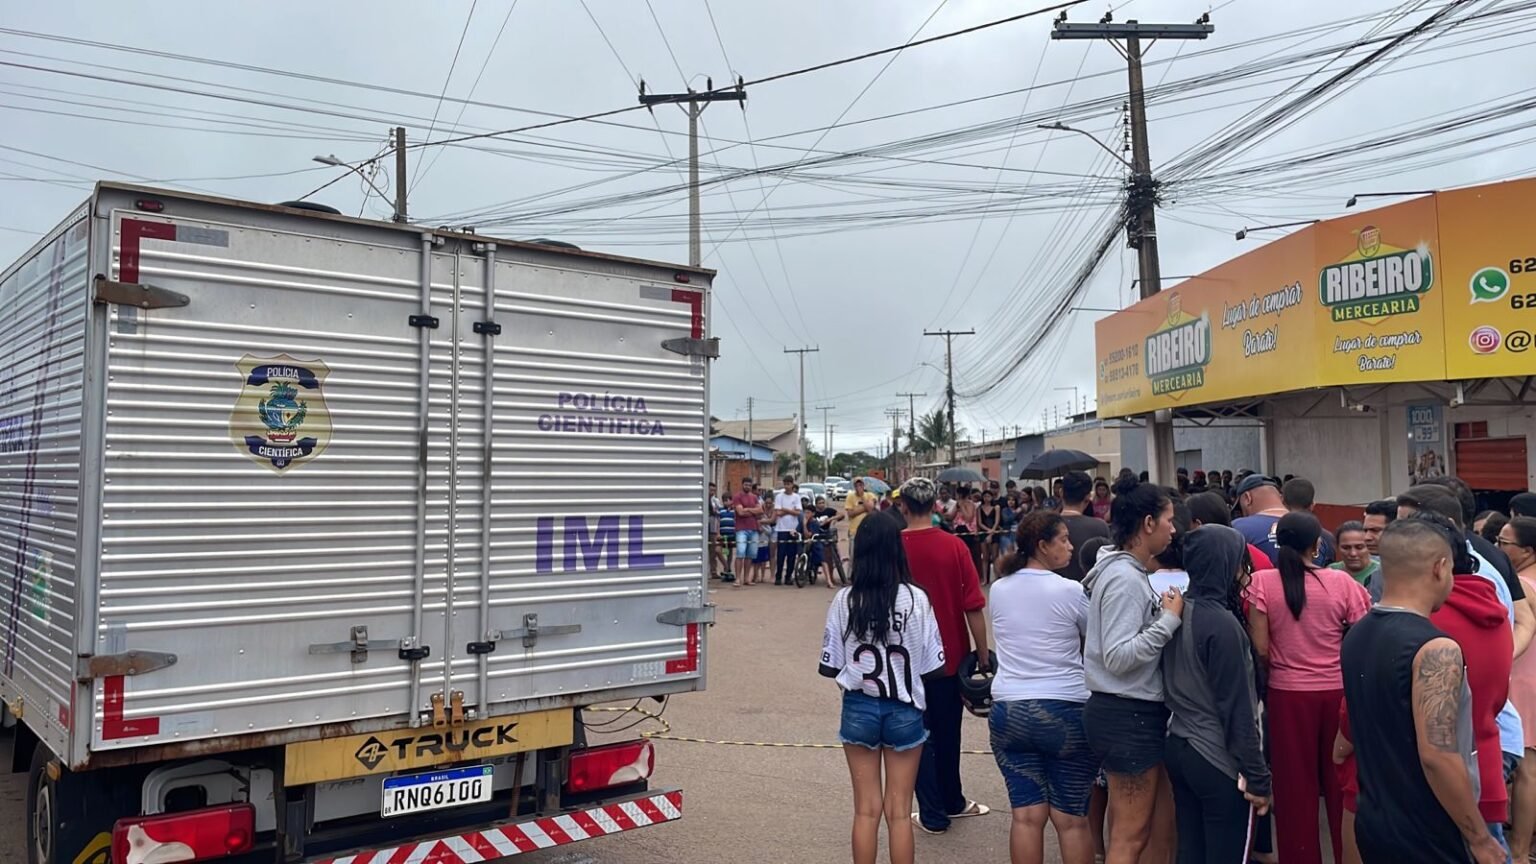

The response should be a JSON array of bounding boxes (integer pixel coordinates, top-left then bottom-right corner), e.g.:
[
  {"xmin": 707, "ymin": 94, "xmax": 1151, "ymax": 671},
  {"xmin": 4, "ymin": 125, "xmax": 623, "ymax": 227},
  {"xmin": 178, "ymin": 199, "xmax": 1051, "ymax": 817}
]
[{"xmin": 0, "ymin": 183, "xmax": 715, "ymax": 864}]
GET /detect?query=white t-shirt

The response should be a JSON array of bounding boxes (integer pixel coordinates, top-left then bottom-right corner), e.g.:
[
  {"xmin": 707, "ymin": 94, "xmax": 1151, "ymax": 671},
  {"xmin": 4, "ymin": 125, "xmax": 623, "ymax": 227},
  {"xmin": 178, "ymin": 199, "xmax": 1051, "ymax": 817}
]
[
  {"xmin": 821, "ymin": 585, "xmax": 945, "ymax": 710},
  {"xmin": 1149, "ymin": 569, "xmax": 1190, "ymax": 596},
  {"xmin": 989, "ymin": 567, "xmax": 1090, "ymax": 703},
  {"xmin": 774, "ymin": 491, "xmax": 803, "ymax": 532}
]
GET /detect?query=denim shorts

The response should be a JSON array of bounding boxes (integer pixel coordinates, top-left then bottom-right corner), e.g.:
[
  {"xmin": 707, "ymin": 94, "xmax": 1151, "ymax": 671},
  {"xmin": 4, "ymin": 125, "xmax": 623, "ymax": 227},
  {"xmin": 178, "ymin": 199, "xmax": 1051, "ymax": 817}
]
[
  {"xmin": 990, "ymin": 699, "xmax": 1097, "ymax": 814},
  {"xmin": 839, "ymin": 690, "xmax": 927, "ymax": 752},
  {"xmin": 735, "ymin": 530, "xmax": 759, "ymax": 559}
]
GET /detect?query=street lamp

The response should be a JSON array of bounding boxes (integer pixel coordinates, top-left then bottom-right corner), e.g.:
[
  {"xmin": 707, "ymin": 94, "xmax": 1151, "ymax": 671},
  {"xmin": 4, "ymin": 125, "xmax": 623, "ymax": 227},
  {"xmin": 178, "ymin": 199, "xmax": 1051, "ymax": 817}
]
[
  {"xmin": 1234, "ymin": 219, "xmax": 1319, "ymax": 241},
  {"xmin": 313, "ymin": 155, "xmax": 398, "ymax": 220},
  {"xmin": 1345, "ymin": 191, "xmax": 1435, "ymax": 208},
  {"xmin": 1038, "ymin": 122, "xmax": 1134, "ymax": 169}
]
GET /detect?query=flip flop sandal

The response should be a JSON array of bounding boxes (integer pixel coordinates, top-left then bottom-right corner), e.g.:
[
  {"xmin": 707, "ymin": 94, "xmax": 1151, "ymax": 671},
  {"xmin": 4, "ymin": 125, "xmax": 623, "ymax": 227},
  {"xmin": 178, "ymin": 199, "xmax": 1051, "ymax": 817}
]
[
  {"xmin": 949, "ymin": 800, "xmax": 990, "ymax": 818},
  {"xmin": 908, "ymin": 814, "xmax": 945, "ymax": 835}
]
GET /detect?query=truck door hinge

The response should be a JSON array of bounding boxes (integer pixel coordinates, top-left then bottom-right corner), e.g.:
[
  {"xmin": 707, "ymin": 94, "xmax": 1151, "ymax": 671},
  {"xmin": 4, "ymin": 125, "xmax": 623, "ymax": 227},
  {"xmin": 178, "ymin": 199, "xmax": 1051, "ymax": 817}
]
[
  {"xmin": 408, "ymin": 314, "xmax": 440, "ymax": 329},
  {"xmin": 74, "ymin": 650, "xmax": 179, "ymax": 682},
  {"xmin": 662, "ymin": 336, "xmax": 720, "ymax": 359},
  {"xmin": 308, "ymin": 625, "xmax": 409, "ymax": 664},
  {"xmin": 474, "ymin": 613, "xmax": 582, "ymax": 654},
  {"xmin": 473, "ymin": 320, "xmax": 501, "ymax": 336},
  {"xmin": 93, "ymin": 274, "xmax": 190, "ymax": 310}
]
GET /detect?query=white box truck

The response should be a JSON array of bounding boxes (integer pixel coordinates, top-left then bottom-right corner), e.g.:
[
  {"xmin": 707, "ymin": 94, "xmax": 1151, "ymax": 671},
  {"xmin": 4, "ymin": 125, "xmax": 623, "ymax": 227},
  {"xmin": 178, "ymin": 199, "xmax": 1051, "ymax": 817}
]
[{"xmin": 0, "ymin": 183, "xmax": 716, "ymax": 864}]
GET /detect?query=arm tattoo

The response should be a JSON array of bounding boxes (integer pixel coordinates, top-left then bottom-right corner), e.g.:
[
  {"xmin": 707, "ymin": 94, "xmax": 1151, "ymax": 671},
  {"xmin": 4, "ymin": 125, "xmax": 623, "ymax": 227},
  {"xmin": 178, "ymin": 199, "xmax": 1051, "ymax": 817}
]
[{"xmin": 1415, "ymin": 643, "xmax": 1466, "ymax": 753}]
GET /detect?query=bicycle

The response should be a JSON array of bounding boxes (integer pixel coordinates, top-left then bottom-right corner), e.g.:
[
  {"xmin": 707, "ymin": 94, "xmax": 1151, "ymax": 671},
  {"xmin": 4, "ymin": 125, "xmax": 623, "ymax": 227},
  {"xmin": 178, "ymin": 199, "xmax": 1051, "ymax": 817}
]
[{"xmin": 793, "ymin": 535, "xmax": 847, "ymax": 588}]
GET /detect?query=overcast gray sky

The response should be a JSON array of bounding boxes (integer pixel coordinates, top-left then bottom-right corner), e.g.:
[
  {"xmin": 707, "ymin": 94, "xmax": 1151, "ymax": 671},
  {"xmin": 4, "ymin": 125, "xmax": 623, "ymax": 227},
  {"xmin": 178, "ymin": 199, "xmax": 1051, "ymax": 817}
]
[{"xmin": 4, "ymin": 0, "xmax": 1534, "ymax": 453}]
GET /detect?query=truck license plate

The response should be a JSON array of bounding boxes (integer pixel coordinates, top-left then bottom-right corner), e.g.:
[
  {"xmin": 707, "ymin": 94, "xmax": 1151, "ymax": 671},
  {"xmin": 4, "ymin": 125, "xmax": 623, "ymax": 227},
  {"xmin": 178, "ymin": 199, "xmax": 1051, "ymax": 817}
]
[{"xmin": 381, "ymin": 765, "xmax": 494, "ymax": 817}]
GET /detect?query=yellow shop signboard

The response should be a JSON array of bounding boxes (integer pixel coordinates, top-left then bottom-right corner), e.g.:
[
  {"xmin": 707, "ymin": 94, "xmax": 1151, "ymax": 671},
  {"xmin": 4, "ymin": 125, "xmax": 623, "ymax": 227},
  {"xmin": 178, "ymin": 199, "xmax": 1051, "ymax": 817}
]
[
  {"xmin": 1096, "ymin": 177, "xmax": 1536, "ymax": 416},
  {"xmin": 1437, "ymin": 177, "xmax": 1536, "ymax": 379}
]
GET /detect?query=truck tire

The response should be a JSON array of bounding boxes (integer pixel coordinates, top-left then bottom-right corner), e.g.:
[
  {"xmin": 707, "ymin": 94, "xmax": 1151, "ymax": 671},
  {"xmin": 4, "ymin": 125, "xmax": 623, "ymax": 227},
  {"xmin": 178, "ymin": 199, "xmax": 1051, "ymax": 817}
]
[{"xmin": 26, "ymin": 746, "xmax": 57, "ymax": 864}]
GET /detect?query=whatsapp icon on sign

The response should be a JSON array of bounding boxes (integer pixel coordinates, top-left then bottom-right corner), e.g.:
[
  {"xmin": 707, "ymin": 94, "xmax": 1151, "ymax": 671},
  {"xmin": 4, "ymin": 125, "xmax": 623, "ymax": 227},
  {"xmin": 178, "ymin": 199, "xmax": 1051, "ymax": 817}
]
[{"xmin": 1470, "ymin": 266, "xmax": 1510, "ymax": 303}]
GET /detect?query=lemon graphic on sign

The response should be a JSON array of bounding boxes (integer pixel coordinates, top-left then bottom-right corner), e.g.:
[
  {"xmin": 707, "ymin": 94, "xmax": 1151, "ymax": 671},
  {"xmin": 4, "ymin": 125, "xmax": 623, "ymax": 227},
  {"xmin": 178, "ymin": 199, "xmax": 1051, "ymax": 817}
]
[{"xmin": 1470, "ymin": 267, "xmax": 1510, "ymax": 304}]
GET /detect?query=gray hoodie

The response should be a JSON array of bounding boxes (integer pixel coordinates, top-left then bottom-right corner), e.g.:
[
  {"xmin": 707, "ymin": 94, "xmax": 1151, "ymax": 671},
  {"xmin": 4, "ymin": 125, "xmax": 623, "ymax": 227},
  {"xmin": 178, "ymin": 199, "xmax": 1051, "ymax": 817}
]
[{"xmin": 1082, "ymin": 549, "xmax": 1181, "ymax": 702}]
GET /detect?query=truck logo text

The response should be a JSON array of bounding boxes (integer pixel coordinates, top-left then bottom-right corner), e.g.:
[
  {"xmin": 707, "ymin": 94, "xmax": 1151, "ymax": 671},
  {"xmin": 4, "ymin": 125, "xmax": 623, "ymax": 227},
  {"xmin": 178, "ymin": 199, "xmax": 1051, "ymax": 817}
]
[{"xmin": 353, "ymin": 722, "xmax": 519, "ymax": 770}]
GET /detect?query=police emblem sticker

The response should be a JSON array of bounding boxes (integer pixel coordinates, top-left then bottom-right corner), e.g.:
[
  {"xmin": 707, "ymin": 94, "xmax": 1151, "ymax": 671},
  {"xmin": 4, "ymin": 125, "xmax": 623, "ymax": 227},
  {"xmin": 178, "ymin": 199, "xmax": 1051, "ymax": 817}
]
[{"xmin": 229, "ymin": 354, "xmax": 332, "ymax": 472}]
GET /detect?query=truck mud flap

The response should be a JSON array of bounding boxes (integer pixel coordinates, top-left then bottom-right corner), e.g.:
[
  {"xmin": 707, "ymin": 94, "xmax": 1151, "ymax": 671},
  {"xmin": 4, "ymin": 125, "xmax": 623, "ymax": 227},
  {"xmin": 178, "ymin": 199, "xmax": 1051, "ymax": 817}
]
[{"xmin": 307, "ymin": 789, "xmax": 682, "ymax": 863}]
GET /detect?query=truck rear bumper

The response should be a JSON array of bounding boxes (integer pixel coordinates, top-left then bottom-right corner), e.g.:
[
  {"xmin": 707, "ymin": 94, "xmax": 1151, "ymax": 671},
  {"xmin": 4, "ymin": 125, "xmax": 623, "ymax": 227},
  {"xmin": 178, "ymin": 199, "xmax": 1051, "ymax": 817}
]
[{"xmin": 308, "ymin": 789, "xmax": 683, "ymax": 864}]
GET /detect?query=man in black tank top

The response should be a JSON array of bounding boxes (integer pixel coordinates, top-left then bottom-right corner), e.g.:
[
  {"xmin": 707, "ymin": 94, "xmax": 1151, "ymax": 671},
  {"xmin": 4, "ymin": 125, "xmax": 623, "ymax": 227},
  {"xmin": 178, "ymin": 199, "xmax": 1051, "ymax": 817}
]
[{"xmin": 1341, "ymin": 516, "xmax": 1504, "ymax": 864}]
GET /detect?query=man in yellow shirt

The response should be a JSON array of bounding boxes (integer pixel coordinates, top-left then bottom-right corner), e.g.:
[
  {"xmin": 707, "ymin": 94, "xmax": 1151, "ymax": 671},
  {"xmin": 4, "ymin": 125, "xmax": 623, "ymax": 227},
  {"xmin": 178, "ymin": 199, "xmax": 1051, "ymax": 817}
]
[{"xmin": 844, "ymin": 478, "xmax": 878, "ymax": 565}]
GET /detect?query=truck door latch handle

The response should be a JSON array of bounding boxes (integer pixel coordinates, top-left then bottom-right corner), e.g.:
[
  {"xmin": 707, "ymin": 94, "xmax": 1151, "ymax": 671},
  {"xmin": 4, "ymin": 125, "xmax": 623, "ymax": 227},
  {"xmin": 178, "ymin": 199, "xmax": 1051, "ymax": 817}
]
[
  {"xmin": 308, "ymin": 625, "xmax": 409, "ymax": 664},
  {"xmin": 474, "ymin": 613, "xmax": 582, "ymax": 653}
]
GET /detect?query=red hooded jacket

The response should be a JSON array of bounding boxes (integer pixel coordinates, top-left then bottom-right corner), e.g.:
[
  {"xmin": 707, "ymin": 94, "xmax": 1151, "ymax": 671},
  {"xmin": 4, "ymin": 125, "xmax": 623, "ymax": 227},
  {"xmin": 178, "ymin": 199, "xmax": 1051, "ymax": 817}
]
[{"xmin": 1430, "ymin": 574, "xmax": 1514, "ymax": 823}]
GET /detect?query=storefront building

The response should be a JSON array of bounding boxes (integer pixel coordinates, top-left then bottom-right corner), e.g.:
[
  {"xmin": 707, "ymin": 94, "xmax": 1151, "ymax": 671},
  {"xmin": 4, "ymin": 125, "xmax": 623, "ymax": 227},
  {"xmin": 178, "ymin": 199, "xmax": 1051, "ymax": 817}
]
[{"xmin": 1094, "ymin": 176, "xmax": 1536, "ymax": 510}]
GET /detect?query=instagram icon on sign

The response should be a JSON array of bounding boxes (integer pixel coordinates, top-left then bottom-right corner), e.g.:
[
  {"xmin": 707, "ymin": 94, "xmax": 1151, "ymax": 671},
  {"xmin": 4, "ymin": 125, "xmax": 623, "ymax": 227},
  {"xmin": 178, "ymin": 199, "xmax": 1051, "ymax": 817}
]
[{"xmin": 1469, "ymin": 326, "xmax": 1502, "ymax": 354}]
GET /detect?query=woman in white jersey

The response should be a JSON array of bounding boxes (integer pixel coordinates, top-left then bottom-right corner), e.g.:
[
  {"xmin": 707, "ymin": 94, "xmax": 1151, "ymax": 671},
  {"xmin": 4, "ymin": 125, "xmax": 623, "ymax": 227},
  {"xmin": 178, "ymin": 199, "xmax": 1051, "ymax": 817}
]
[
  {"xmin": 820, "ymin": 513, "xmax": 946, "ymax": 864},
  {"xmin": 990, "ymin": 511, "xmax": 1097, "ymax": 864}
]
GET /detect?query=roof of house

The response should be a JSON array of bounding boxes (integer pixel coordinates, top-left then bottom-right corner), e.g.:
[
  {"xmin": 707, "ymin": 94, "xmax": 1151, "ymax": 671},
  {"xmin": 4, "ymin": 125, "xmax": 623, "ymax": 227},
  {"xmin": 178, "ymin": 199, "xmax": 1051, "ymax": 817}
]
[
  {"xmin": 712, "ymin": 417, "xmax": 798, "ymax": 444},
  {"xmin": 710, "ymin": 435, "xmax": 777, "ymax": 462}
]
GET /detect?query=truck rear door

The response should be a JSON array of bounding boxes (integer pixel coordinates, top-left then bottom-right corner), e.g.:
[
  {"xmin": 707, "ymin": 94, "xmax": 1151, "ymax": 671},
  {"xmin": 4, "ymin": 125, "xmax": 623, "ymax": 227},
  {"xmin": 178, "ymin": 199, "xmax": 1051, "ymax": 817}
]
[{"xmin": 444, "ymin": 245, "xmax": 713, "ymax": 715}]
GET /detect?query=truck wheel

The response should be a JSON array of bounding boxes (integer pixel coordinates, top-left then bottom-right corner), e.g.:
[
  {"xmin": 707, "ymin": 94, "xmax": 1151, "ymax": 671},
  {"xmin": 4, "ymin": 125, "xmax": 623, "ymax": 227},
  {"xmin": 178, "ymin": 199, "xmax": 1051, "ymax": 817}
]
[{"xmin": 27, "ymin": 746, "xmax": 57, "ymax": 864}]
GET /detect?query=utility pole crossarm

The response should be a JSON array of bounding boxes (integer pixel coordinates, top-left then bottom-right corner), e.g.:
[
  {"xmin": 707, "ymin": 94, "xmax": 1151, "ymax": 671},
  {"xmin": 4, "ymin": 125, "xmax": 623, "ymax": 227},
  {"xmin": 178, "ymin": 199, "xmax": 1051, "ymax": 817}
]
[{"xmin": 1051, "ymin": 21, "xmax": 1212, "ymax": 39}]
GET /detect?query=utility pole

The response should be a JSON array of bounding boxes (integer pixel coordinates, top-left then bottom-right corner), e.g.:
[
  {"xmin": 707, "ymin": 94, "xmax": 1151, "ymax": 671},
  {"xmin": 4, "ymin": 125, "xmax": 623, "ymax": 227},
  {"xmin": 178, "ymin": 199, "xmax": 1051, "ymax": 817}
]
[
  {"xmin": 885, "ymin": 408, "xmax": 905, "ymax": 465},
  {"xmin": 745, "ymin": 396, "xmax": 756, "ymax": 486},
  {"xmin": 783, "ymin": 347, "xmax": 819, "ymax": 477},
  {"xmin": 923, "ymin": 329, "xmax": 975, "ymax": 467},
  {"xmin": 392, "ymin": 126, "xmax": 408, "ymax": 223},
  {"xmin": 1053, "ymin": 10, "xmax": 1212, "ymax": 483},
  {"xmin": 639, "ymin": 78, "xmax": 746, "ymax": 267},
  {"xmin": 815, "ymin": 405, "xmax": 837, "ymax": 472},
  {"xmin": 897, "ymin": 392, "xmax": 926, "ymax": 444}
]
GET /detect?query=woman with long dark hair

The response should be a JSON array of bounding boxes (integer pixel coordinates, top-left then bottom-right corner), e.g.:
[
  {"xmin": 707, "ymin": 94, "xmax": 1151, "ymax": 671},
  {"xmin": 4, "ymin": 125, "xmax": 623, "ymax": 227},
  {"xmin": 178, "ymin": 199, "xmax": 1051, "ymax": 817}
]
[
  {"xmin": 1247, "ymin": 512, "xmax": 1369, "ymax": 864},
  {"xmin": 990, "ymin": 512, "xmax": 1097, "ymax": 864},
  {"xmin": 1082, "ymin": 482, "xmax": 1183, "ymax": 864},
  {"xmin": 820, "ymin": 513, "xmax": 946, "ymax": 864}
]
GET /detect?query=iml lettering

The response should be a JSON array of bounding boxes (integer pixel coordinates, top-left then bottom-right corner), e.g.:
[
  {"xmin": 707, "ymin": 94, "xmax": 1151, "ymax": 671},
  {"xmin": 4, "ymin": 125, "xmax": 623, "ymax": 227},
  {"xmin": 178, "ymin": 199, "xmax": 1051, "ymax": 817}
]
[{"xmin": 535, "ymin": 515, "xmax": 666, "ymax": 574}]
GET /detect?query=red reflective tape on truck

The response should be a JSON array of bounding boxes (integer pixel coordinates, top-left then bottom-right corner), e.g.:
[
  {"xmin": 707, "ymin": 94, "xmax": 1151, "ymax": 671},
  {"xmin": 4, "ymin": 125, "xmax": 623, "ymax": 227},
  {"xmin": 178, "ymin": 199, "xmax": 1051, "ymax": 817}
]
[
  {"xmin": 665, "ymin": 622, "xmax": 700, "ymax": 675},
  {"xmin": 669, "ymin": 288, "xmax": 703, "ymax": 338},
  {"xmin": 101, "ymin": 674, "xmax": 160, "ymax": 740},
  {"xmin": 119, "ymin": 219, "xmax": 176, "ymax": 284},
  {"xmin": 308, "ymin": 792, "xmax": 683, "ymax": 864}
]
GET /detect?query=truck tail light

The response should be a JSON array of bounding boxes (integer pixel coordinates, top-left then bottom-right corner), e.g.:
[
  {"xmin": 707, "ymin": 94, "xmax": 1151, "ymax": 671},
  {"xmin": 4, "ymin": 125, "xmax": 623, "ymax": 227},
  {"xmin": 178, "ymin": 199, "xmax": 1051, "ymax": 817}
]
[
  {"xmin": 565, "ymin": 740, "xmax": 655, "ymax": 794},
  {"xmin": 112, "ymin": 804, "xmax": 255, "ymax": 864}
]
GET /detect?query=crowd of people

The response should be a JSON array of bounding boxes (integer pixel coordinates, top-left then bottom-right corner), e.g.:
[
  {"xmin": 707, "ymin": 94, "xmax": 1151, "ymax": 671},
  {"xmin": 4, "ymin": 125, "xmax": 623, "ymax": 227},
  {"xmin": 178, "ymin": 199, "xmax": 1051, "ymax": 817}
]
[{"xmin": 813, "ymin": 464, "xmax": 1536, "ymax": 864}]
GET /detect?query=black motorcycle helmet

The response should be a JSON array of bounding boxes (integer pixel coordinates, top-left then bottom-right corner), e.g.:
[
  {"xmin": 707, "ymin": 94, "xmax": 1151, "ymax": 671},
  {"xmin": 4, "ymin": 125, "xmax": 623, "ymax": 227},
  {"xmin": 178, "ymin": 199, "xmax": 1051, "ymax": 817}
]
[{"xmin": 957, "ymin": 650, "xmax": 997, "ymax": 718}]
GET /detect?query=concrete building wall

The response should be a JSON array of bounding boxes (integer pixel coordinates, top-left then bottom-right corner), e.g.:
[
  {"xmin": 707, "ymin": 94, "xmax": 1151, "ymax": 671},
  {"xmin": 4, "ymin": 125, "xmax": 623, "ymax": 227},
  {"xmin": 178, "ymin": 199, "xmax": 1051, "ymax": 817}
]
[{"xmin": 1270, "ymin": 414, "xmax": 1385, "ymax": 506}]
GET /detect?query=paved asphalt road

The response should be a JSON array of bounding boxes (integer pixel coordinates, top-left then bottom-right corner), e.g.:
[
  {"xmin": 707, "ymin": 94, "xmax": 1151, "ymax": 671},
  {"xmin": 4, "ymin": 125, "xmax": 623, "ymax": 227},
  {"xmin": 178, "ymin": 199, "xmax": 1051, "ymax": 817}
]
[{"xmin": 0, "ymin": 559, "xmax": 1044, "ymax": 863}]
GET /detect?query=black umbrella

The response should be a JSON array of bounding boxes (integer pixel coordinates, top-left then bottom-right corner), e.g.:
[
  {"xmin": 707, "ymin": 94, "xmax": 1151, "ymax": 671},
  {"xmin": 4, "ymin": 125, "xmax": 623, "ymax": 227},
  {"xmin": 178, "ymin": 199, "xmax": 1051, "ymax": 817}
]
[
  {"xmin": 1020, "ymin": 449, "xmax": 1100, "ymax": 479},
  {"xmin": 936, "ymin": 466, "xmax": 986, "ymax": 485}
]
